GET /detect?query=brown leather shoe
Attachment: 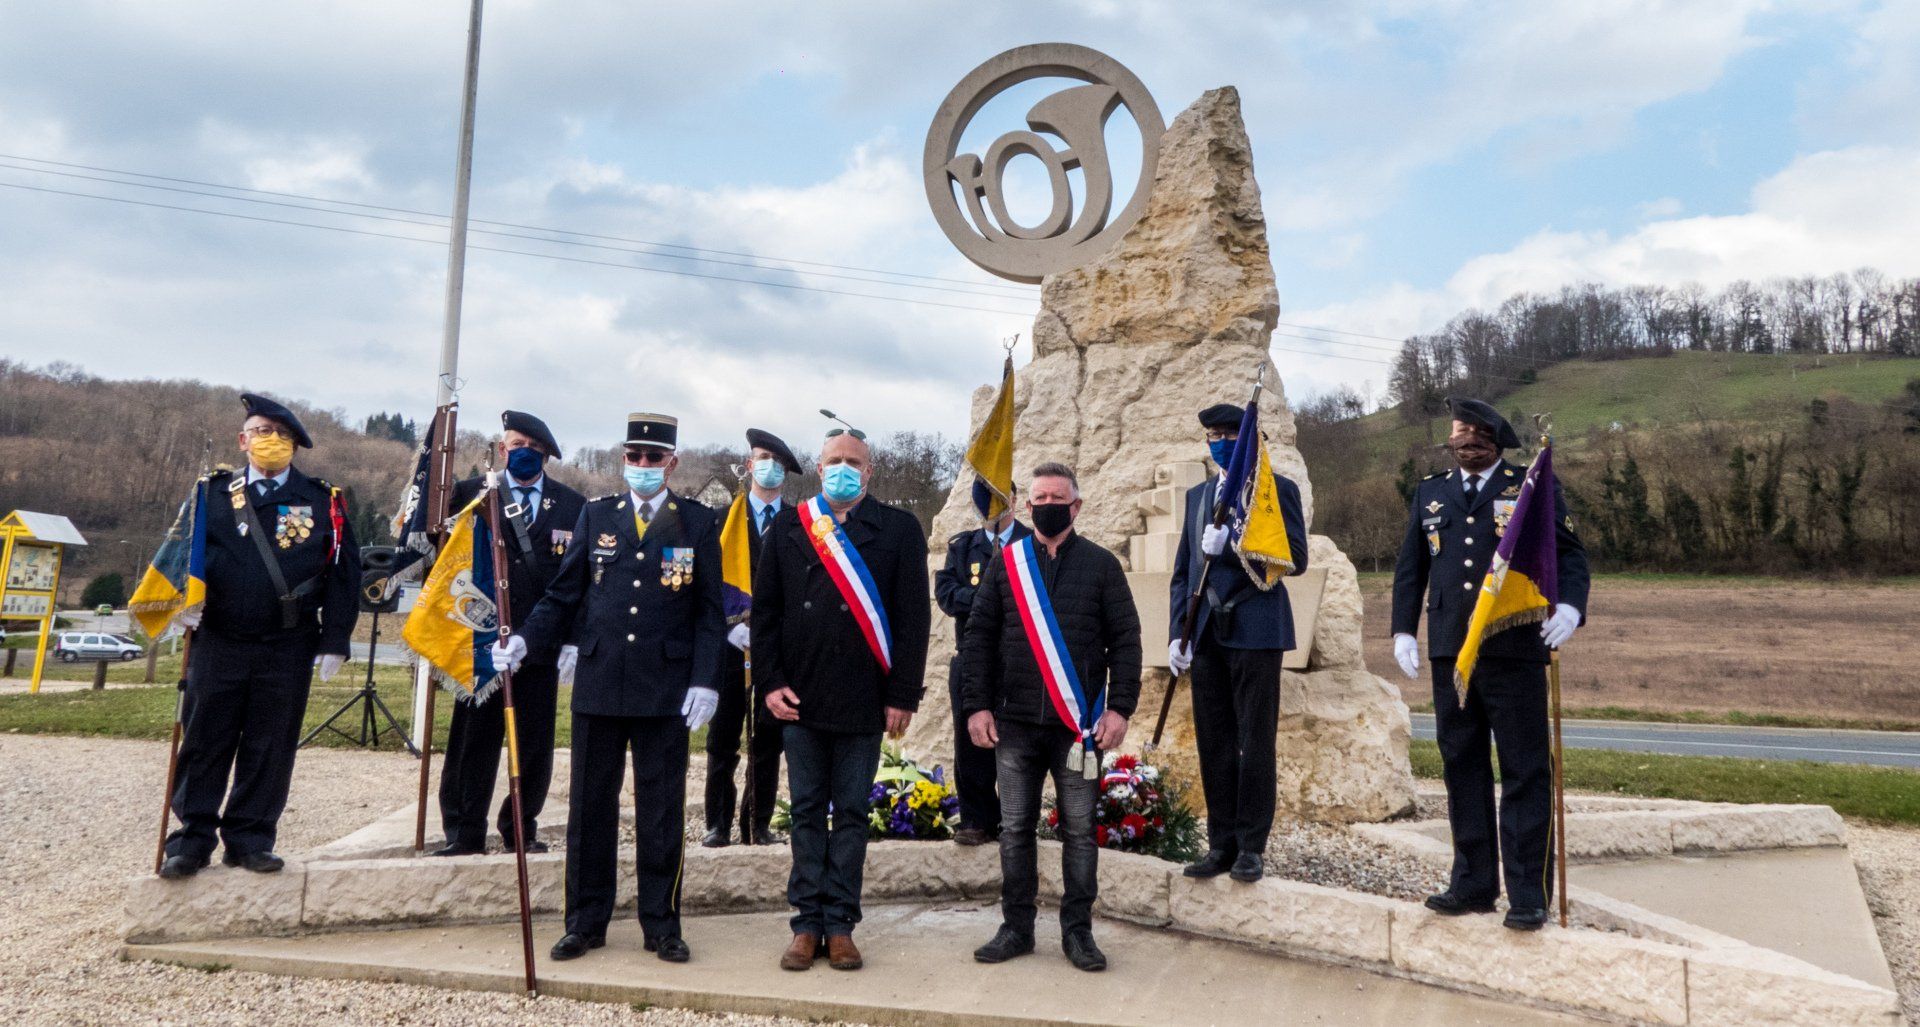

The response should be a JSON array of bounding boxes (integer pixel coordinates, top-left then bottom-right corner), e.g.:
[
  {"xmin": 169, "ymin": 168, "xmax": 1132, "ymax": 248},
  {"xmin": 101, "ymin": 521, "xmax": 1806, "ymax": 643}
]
[
  {"xmin": 827, "ymin": 933, "xmax": 863, "ymax": 970},
  {"xmin": 780, "ymin": 932, "xmax": 820, "ymax": 971}
]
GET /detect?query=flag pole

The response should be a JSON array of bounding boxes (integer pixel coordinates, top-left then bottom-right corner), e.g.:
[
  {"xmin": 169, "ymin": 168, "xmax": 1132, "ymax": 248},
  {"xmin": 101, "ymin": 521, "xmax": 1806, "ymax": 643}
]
[
  {"xmin": 736, "ymin": 469, "xmax": 759, "ymax": 844},
  {"xmin": 484, "ymin": 474, "xmax": 539, "ymax": 996},
  {"xmin": 1537, "ymin": 415, "xmax": 1568, "ymax": 929},
  {"xmin": 1150, "ymin": 364, "xmax": 1265, "ymax": 749},
  {"xmin": 414, "ymin": 0, "xmax": 486, "ymax": 853},
  {"xmin": 154, "ymin": 436, "xmax": 212, "ymax": 874}
]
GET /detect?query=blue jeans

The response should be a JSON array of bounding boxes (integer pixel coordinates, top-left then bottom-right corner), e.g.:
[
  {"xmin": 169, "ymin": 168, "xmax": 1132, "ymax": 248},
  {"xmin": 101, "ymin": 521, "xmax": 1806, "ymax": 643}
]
[
  {"xmin": 782, "ymin": 725, "xmax": 884, "ymax": 937},
  {"xmin": 996, "ymin": 719, "xmax": 1099, "ymax": 936}
]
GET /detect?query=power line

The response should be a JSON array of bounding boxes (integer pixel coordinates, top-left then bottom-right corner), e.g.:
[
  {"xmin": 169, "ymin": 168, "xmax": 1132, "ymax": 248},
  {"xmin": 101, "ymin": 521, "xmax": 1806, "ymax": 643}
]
[
  {"xmin": 0, "ymin": 160, "xmax": 1035, "ymax": 301},
  {"xmin": 0, "ymin": 152, "xmax": 1038, "ymax": 296},
  {"xmin": 0, "ymin": 179, "xmax": 1039, "ymax": 317}
]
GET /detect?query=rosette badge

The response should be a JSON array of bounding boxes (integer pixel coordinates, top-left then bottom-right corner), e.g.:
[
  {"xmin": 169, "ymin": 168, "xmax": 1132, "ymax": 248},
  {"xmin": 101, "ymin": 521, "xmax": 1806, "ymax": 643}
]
[{"xmin": 923, "ymin": 43, "xmax": 1164, "ymax": 284}]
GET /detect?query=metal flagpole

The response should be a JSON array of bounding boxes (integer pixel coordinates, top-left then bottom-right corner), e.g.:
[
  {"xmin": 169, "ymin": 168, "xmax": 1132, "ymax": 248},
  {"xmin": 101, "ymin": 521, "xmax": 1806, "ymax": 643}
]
[{"xmin": 414, "ymin": 0, "xmax": 486, "ymax": 853}]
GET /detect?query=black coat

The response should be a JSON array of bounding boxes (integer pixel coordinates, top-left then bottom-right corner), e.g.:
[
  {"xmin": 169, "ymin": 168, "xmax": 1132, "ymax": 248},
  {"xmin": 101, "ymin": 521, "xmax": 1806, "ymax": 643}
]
[
  {"xmin": 519, "ymin": 490, "xmax": 726, "ymax": 718},
  {"xmin": 959, "ymin": 532, "xmax": 1143, "ymax": 726},
  {"xmin": 1391, "ymin": 459, "xmax": 1591, "ymax": 662},
  {"xmin": 1168, "ymin": 473, "xmax": 1309, "ymax": 651},
  {"xmin": 199, "ymin": 465, "xmax": 360, "ymax": 654},
  {"xmin": 752, "ymin": 497, "xmax": 930, "ymax": 734},
  {"xmin": 713, "ymin": 495, "xmax": 787, "ymax": 692},
  {"xmin": 933, "ymin": 519, "xmax": 1032, "ymax": 644},
  {"xmin": 449, "ymin": 475, "xmax": 587, "ymax": 633}
]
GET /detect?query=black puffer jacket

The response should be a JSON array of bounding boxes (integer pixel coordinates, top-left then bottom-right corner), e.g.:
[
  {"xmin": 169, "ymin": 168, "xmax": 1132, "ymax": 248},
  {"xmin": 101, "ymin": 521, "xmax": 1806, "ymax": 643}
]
[{"xmin": 959, "ymin": 532, "xmax": 1143, "ymax": 726}]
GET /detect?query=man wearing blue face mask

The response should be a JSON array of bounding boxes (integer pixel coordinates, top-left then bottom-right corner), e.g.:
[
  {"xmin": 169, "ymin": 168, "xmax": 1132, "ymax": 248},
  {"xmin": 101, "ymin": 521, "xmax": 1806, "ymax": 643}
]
[
  {"xmin": 755, "ymin": 426, "xmax": 930, "ymax": 972},
  {"xmin": 702, "ymin": 428, "xmax": 802, "ymax": 848},
  {"xmin": 432, "ymin": 410, "xmax": 585, "ymax": 858},
  {"xmin": 498, "ymin": 412, "xmax": 725, "ymax": 965}
]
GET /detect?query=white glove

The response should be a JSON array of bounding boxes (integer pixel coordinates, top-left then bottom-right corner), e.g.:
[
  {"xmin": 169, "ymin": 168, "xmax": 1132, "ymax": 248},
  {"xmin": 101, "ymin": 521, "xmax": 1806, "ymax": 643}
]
[
  {"xmin": 1168, "ymin": 639, "xmax": 1194, "ymax": 676},
  {"xmin": 491, "ymin": 634, "xmax": 527, "ymax": 674},
  {"xmin": 1201, "ymin": 524, "xmax": 1229, "ymax": 557},
  {"xmin": 727, "ymin": 623, "xmax": 751, "ymax": 651},
  {"xmin": 1393, "ymin": 633, "xmax": 1421, "ymax": 680},
  {"xmin": 177, "ymin": 608, "xmax": 203, "ymax": 630},
  {"xmin": 682, "ymin": 686, "xmax": 719, "ymax": 730},
  {"xmin": 556, "ymin": 644, "xmax": 578, "ymax": 686},
  {"xmin": 317, "ymin": 654, "xmax": 345, "ymax": 682},
  {"xmin": 1541, "ymin": 603, "xmax": 1581, "ymax": 649}
]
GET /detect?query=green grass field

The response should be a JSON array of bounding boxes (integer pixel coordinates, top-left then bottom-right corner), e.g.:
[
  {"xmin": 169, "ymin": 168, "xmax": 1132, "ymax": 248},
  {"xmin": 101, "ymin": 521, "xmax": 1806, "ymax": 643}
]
[{"xmin": 1355, "ymin": 350, "xmax": 1920, "ymax": 462}]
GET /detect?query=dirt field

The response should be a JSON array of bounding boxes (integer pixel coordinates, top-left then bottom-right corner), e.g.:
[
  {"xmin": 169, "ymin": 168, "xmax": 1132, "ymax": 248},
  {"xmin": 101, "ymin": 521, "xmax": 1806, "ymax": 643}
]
[{"xmin": 1359, "ymin": 575, "xmax": 1920, "ymax": 727}]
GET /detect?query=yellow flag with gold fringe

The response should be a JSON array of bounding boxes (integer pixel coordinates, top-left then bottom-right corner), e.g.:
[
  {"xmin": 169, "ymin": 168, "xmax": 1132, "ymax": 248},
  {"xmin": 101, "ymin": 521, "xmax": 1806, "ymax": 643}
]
[{"xmin": 964, "ymin": 355, "xmax": 1015, "ymax": 522}]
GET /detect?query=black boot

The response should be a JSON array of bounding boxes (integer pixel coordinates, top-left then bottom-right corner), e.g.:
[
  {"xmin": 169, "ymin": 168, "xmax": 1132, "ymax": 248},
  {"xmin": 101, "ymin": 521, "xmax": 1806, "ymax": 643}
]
[
  {"xmin": 1425, "ymin": 890, "xmax": 1498, "ymax": 916},
  {"xmin": 1063, "ymin": 929, "xmax": 1107, "ymax": 972},
  {"xmin": 972, "ymin": 926, "xmax": 1035, "ymax": 964},
  {"xmin": 550, "ymin": 932, "xmax": 605, "ymax": 960},
  {"xmin": 1182, "ymin": 849, "xmax": 1237, "ymax": 878}
]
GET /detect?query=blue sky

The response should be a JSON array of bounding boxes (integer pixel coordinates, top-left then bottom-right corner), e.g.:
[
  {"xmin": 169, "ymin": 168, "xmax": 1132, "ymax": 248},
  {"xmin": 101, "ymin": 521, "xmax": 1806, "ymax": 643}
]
[{"xmin": 1, "ymin": 1, "xmax": 1916, "ymax": 455}]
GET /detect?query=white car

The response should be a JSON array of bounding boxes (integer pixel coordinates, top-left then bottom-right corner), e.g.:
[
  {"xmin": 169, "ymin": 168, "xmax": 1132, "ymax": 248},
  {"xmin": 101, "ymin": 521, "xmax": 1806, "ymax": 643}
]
[{"xmin": 54, "ymin": 632, "xmax": 143, "ymax": 662}]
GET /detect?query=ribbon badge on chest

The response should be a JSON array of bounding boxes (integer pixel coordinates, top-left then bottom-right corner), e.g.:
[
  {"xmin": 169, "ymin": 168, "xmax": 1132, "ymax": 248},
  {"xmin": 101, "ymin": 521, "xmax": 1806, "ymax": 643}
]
[
  {"xmin": 661, "ymin": 547, "xmax": 695, "ymax": 590},
  {"xmin": 1493, "ymin": 500, "xmax": 1517, "ymax": 539},
  {"xmin": 275, "ymin": 505, "xmax": 314, "ymax": 550}
]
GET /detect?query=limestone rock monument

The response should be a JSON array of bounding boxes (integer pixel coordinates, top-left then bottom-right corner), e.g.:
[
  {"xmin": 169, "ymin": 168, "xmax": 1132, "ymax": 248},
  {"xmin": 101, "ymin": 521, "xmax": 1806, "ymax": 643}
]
[{"xmin": 906, "ymin": 84, "xmax": 1414, "ymax": 823}]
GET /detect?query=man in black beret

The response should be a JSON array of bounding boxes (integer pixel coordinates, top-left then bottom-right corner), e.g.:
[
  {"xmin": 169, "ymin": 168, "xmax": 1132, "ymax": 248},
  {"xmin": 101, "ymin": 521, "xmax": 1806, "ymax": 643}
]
[
  {"xmin": 432, "ymin": 410, "xmax": 586, "ymax": 857},
  {"xmin": 1391, "ymin": 396, "xmax": 1589, "ymax": 930},
  {"xmin": 159, "ymin": 393, "xmax": 361, "ymax": 878},
  {"xmin": 1167, "ymin": 400, "xmax": 1308, "ymax": 885},
  {"xmin": 701, "ymin": 428, "xmax": 802, "ymax": 847}
]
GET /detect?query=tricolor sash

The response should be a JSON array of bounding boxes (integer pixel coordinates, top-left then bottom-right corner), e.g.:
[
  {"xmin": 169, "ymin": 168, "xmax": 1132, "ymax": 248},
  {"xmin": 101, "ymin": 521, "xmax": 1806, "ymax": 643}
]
[
  {"xmin": 1003, "ymin": 536, "xmax": 1103, "ymax": 777},
  {"xmin": 801, "ymin": 495, "xmax": 892, "ymax": 673}
]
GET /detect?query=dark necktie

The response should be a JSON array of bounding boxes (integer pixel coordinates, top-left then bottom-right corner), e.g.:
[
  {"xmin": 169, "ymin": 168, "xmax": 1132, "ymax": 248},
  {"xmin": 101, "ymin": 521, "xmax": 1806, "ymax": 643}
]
[
  {"xmin": 1463, "ymin": 474, "xmax": 1479, "ymax": 505},
  {"xmin": 256, "ymin": 479, "xmax": 278, "ymax": 501},
  {"xmin": 758, "ymin": 505, "xmax": 774, "ymax": 536},
  {"xmin": 515, "ymin": 487, "xmax": 535, "ymax": 527},
  {"xmin": 639, "ymin": 501, "xmax": 653, "ymax": 525}
]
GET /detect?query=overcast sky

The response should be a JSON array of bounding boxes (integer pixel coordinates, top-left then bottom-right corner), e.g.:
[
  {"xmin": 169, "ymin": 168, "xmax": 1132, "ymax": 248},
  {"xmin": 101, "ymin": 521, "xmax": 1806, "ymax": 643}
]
[{"xmin": 2, "ymin": 1, "xmax": 1916, "ymax": 456}]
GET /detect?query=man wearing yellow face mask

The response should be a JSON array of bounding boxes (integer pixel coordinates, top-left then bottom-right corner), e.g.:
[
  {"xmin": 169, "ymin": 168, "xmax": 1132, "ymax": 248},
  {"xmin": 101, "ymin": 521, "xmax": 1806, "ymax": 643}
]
[{"xmin": 158, "ymin": 393, "xmax": 362, "ymax": 880}]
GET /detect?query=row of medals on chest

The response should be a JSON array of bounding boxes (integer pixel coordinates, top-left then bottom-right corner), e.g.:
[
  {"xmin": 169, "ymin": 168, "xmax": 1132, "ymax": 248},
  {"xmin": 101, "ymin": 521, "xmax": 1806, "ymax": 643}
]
[
  {"xmin": 232, "ymin": 488, "xmax": 315, "ymax": 550},
  {"xmin": 591, "ymin": 529, "xmax": 695, "ymax": 589}
]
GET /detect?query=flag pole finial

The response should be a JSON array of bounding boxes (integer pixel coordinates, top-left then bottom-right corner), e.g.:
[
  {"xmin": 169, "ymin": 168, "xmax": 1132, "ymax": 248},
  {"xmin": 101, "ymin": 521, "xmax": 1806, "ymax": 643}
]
[{"xmin": 1533, "ymin": 412, "xmax": 1553, "ymax": 448}]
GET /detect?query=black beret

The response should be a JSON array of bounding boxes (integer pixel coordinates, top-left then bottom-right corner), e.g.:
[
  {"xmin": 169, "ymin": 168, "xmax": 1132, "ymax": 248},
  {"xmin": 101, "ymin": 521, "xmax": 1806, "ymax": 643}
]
[
  {"xmin": 745, "ymin": 428, "xmax": 801, "ymax": 474},
  {"xmin": 501, "ymin": 410, "xmax": 561, "ymax": 461},
  {"xmin": 240, "ymin": 392, "xmax": 312, "ymax": 449},
  {"xmin": 1447, "ymin": 396, "xmax": 1521, "ymax": 450},
  {"xmin": 1197, "ymin": 403, "xmax": 1244, "ymax": 431},
  {"xmin": 625, "ymin": 412, "xmax": 678, "ymax": 450}
]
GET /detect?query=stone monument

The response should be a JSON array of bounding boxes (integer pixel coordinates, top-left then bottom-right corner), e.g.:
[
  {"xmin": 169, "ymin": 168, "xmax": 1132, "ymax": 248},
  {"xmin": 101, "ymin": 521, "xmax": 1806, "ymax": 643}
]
[{"xmin": 908, "ymin": 77, "xmax": 1415, "ymax": 822}]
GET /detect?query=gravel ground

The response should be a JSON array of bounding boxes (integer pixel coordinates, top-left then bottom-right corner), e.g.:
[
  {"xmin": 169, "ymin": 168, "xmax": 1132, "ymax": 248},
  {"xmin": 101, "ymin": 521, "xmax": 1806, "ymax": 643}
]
[
  {"xmin": 1849, "ymin": 823, "xmax": 1920, "ymax": 1023},
  {"xmin": 1263, "ymin": 819, "xmax": 1443, "ymax": 902},
  {"xmin": 0, "ymin": 734, "xmax": 861, "ymax": 1027}
]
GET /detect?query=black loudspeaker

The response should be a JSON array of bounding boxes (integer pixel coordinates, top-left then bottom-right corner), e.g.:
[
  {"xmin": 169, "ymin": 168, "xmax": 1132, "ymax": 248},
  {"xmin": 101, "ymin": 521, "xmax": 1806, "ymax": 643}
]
[{"xmin": 359, "ymin": 545, "xmax": 401, "ymax": 614}]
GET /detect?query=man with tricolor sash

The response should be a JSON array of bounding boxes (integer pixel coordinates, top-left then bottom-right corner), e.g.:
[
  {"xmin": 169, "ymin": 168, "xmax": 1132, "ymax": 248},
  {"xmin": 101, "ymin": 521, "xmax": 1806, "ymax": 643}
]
[
  {"xmin": 755, "ymin": 426, "xmax": 930, "ymax": 972},
  {"xmin": 960, "ymin": 462, "xmax": 1141, "ymax": 973},
  {"xmin": 1168, "ymin": 401, "xmax": 1308, "ymax": 886},
  {"xmin": 1390, "ymin": 397, "xmax": 1589, "ymax": 931},
  {"xmin": 493, "ymin": 412, "xmax": 725, "ymax": 964}
]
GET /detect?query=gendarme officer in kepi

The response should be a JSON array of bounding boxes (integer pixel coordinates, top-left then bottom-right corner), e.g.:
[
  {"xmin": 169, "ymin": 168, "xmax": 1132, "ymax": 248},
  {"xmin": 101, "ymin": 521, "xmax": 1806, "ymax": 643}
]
[
  {"xmin": 433, "ymin": 411, "xmax": 586, "ymax": 857},
  {"xmin": 160, "ymin": 393, "xmax": 361, "ymax": 879},
  {"xmin": 1390, "ymin": 397, "xmax": 1589, "ymax": 931},
  {"xmin": 496, "ymin": 412, "xmax": 725, "ymax": 964}
]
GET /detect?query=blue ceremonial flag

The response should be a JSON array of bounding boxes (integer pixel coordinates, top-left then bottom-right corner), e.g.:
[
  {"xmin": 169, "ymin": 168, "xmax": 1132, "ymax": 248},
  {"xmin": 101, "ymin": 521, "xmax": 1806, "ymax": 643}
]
[
  {"xmin": 402, "ymin": 491, "xmax": 502, "ymax": 701},
  {"xmin": 129, "ymin": 478, "xmax": 209, "ymax": 637},
  {"xmin": 384, "ymin": 407, "xmax": 444, "ymax": 593},
  {"xmin": 1216, "ymin": 401, "xmax": 1296, "ymax": 587}
]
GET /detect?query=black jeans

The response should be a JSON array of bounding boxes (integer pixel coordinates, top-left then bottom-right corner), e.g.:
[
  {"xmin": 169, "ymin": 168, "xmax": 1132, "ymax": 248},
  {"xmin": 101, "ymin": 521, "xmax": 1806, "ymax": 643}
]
[
  {"xmin": 1430, "ymin": 656, "xmax": 1554, "ymax": 909},
  {"xmin": 166, "ymin": 629, "xmax": 318, "ymax": 861},
  {"xmin": 782, "ymin": 724, "xmax": 883, "ymax": 937},
  {"xmin": 1189, "ymin": 635, "xmax": 1281, "ymax": 855},
  {"xmin": 565, "ymin": 712, "xmax": 688, "ymax": 943},
  {"xmin": 703, "ymin": 666, "xmax": 783, "ymax": 838},
  {"xmin": 948, "ymin": 660, "xmax": 1001, "ymax": 835},
  {"xmin": 437, "ymin": 661, "xmax": 558, "ymax": 850},
  {"xmin": 996, "ymin": 719, "xmax": 1098, "ymax": 937}
]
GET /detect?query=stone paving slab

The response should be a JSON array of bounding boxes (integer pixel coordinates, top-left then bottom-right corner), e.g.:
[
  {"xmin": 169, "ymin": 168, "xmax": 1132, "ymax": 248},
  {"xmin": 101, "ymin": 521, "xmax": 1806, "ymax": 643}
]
[{"xmin": 125, "ymin": 901, "xmax": 1585, "ymax": 1026}]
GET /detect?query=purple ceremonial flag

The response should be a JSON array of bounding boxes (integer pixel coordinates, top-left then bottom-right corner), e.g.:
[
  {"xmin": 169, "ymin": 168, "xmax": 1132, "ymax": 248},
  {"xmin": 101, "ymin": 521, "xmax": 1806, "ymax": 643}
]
[{"xmin": 1503, "ymin": 444, "xmax": 1559, "ymax": 608}]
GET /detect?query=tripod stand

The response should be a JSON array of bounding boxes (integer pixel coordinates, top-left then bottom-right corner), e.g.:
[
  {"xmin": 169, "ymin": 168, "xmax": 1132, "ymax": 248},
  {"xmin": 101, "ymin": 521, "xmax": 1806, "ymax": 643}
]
[{"xmin": 300, "ymin": 605, "xmax": 418, "ymax": 753}]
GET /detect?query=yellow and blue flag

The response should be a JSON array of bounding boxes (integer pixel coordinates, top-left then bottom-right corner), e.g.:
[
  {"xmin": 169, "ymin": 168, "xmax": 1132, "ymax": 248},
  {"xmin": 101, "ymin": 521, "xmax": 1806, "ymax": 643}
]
[
  {"xmin": 1218, "ymin": 402, "xmax": 1295, "ymax": 588},
  {"xmin": 719, "ymin": 486, "xmax": 753, "ymax": 624},
  {"xmin": 1454, "ymin": 444, "xmax": 1560, "ymax": 701},
  {"xmin": 129, "ymin": 478, "xmax": 209, "ymax": 637},
  {"xmin": 402, "ymin": 493, "xmax": 502, "ymax": 701},
  {"xmin": 965, "ymin": 355, "xmax": 1015, "ymax": 521}
]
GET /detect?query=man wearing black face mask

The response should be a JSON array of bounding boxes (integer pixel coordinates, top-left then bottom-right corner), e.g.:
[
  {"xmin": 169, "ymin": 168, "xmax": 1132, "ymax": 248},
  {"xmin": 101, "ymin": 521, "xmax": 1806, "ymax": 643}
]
[
  {"xmin": 1391, "ymin": 397, "xmax": 1588, "ymax": 931},
  {"xmin": 432, "ymin": 410, "xmax": 585, "ymax": 857},
  {"xmin": 960, "ymin": 463, "xmax": 1141, "ymax": 973}
]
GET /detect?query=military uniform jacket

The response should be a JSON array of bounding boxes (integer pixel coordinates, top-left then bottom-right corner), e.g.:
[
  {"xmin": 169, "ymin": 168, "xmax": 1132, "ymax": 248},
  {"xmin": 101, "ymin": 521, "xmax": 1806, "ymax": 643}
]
[
  {"xmin": 933, "ymin": 520, "xmax": 1032, "ymax": 644},
  {"xmin": 200, "ymin": 466, "xmax": 361, "ymax": 654},
  {"xmin": 752, "ymin": 497, "xmax": 931, "ymax": 734},
  {"xmin": 1168, "ymin": 473, "xmax": 1309, "ymax": 651},
  {"xmin": 518, "ymin": 490, "xmax": 725, "ymax": 718},
  {"xmin": 1391, "ymin": 459, "xmax": 1591, "ymax": 662},
  {"xmin": 448, "ymin": 475, "xmax": 587, "ymax": 633}
]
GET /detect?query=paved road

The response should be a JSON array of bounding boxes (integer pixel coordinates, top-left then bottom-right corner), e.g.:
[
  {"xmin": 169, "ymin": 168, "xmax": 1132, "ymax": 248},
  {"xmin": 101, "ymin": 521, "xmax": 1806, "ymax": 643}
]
[{"xmin": 1410, "ymin": 714, "xmax": 1920, "ymax": 770}]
